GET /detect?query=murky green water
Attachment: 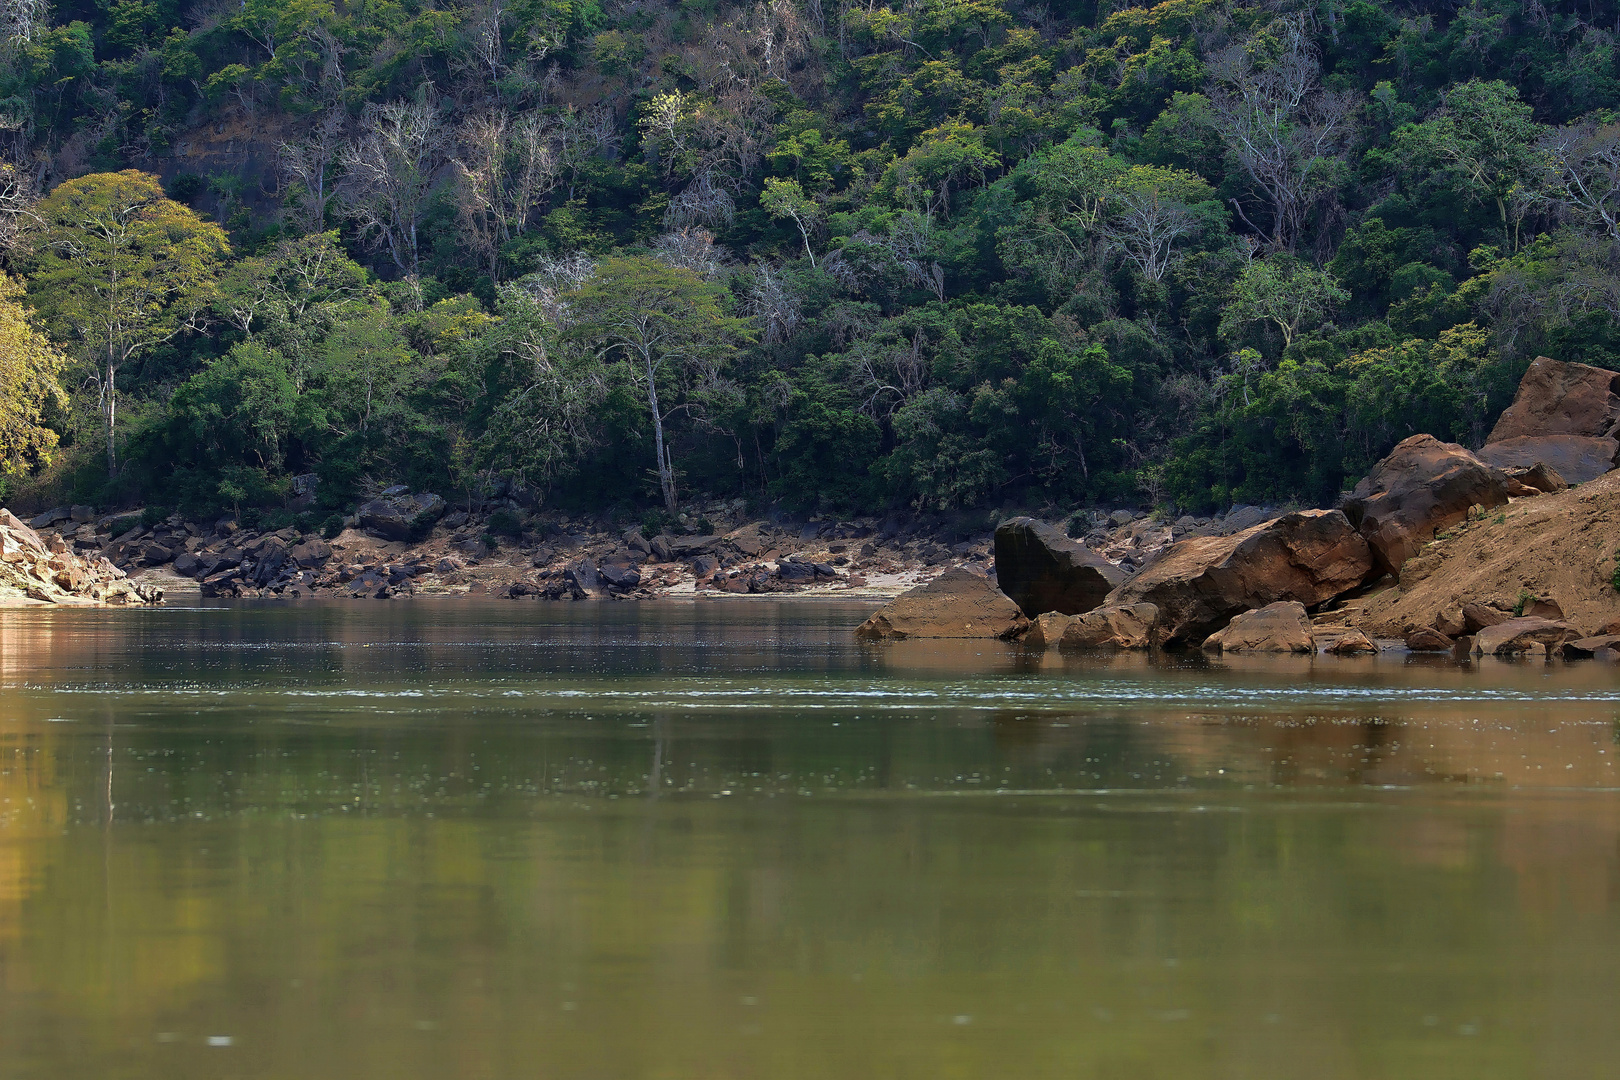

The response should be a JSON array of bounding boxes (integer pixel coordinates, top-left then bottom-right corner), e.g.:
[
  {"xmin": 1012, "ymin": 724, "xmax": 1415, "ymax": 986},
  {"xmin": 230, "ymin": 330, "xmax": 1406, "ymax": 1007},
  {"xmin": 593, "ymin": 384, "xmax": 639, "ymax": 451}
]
[{"xmin": 1, "ymin": 600, "xmax": 1618, "ymax": 1079}]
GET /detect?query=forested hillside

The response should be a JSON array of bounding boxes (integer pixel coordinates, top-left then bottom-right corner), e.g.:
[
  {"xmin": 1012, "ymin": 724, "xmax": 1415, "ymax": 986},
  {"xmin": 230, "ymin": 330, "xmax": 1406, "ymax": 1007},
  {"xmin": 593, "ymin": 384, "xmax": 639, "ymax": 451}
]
[{"xmin": 1, "ymin": 0, "xmax": 1618, "ymax": 527}]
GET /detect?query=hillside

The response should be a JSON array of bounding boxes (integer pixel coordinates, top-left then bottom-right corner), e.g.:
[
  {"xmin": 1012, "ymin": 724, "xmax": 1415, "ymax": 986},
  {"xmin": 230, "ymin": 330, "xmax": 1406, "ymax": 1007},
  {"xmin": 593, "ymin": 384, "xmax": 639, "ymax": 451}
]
[{"xmin": 1, "ymin": 0, "xmax": 1619, "ymax": 527}]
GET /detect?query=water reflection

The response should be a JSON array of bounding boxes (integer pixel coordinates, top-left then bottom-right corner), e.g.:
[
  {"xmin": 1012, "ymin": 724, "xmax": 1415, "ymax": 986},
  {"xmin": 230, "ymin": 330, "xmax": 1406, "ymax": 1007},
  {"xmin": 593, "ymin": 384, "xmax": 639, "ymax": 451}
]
[{"xmin": 0, "ymin": 600, "xmax": 1617, "ymax": 1079}]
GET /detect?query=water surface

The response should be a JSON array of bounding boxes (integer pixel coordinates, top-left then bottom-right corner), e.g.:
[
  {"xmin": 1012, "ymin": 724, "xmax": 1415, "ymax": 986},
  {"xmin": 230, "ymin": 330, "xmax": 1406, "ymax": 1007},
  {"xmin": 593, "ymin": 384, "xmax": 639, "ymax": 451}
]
[{"xmin": 1, "ymin": 599, "xmax": 1617, "ymax": 1079}]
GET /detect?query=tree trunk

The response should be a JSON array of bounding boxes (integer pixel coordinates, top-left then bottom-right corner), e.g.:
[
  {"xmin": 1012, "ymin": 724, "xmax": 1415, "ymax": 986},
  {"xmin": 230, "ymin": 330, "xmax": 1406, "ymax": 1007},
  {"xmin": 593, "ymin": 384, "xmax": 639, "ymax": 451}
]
[
  {"xmin": 645, "ymin": 356, "xmax": 677, "ymax": 512},
  {"xmin": 104, "ymin": 359, "xmax": 118, "ymax": 474}
]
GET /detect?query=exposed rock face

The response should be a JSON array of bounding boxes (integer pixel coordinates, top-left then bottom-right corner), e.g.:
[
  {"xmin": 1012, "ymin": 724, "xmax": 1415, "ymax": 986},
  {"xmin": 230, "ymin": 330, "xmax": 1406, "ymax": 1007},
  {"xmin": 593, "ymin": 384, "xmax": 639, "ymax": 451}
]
[
  {"xmin": 1471, "ymin": 617, "xmax": 1579, "ymax": 656},
  {"xmin": 1105, "ymin": 510, "xmax": 1373, "ymax": 647},
  {"xmin": 0, "ymin": 509, "xmax": 160, "ymax": 604},
  {"xmin": 993, "ymin": 517, "xmax": 1127, "ymax": 616},
  {"xmin": 1342, "ymin": 434, "xmax": 1509, "ymax": 575},
  {"xmin": 855, "ymin": 567, "xmax": 1029, "ymax": 640},
  {"xmin": 1201, "ymin": 602, "xmax": 1314, "ymax": 654},
  {"xmin": 358, "ymin": 492, "xmax": 447, "ymax": 541},
  {"xmin": 1486, "ymin": 356, "xmax": 1620, "ymax": 443},
  {"xmin": 1024, "ymin": 603, "xmax": 1158, "ymax": 650},
  {"xmin": 1476, "ymin": 435, "xmax": 1617, "ymax": 485}
]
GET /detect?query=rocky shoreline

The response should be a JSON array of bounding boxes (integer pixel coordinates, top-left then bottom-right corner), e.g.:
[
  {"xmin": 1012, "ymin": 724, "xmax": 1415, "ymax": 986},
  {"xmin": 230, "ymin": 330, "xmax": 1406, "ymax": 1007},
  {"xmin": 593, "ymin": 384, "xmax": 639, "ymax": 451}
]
[
  {"xmin": 8, "ymin": 355, "xmax": 1620, "ymax": 654},
  {"xmin": 859, "ymin": 355, "xmax": 1620, "ymax": 660}
]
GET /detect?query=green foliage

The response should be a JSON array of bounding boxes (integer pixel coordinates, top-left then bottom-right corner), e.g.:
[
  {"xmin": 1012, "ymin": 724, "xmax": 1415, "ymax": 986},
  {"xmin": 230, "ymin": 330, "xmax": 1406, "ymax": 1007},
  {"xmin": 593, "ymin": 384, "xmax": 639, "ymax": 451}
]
[{"xmin": 7, "ymin": 0, "xmax": 1620, "ymax": 522}]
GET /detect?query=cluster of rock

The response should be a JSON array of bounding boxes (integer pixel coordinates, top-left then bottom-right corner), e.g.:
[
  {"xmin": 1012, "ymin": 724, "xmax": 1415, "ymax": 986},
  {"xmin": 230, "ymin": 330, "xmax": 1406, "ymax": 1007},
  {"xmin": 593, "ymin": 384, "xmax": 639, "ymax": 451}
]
[
  {"xmin": 857, "ymin": 356, "xmax": 1620, "ymax": 657},
  {"xmin": 521, "ymin": 524, "xmax": 867, "ymax": 599},
  {"xmin": 0, "ymin": 509, "xmax": 161, "ymax": 605}
]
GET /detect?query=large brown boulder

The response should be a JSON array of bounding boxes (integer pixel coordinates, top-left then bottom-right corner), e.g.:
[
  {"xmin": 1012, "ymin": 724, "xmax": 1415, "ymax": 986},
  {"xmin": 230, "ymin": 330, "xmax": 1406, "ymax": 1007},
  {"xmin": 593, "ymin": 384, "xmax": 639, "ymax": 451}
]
[
  {"xmin": 1341, "ymin": 434, "xmax": 1508, "ymax": 575},
  {"xmin": 1475, "ymin": 435, "xmax": 1618, "ymax": 485},
  {"xmin": 1471, "ymin": 617, "xmax": 1579, "ymax": 657},
  {"xmin": 993, "ymin": 517, "xmax": 1126, "ymax": 616},
  {"xmin": 1201, "ymin": 602, "xmax": 1314, "ymax": 654},
  {"xmin": 1025, "ymin": 603, "xmax": 1159, "ymax": 650},
  {"xmin": 1104, "ymin": 509, "xmax": 1372, "ymax": 647},
  {"xmin": 1486, "ymin": 356, "xmax": 1620, "ymax": 443},
  {"xmin": 855, "ymin": 567, "xmax": 1029, "ymax": 640}
]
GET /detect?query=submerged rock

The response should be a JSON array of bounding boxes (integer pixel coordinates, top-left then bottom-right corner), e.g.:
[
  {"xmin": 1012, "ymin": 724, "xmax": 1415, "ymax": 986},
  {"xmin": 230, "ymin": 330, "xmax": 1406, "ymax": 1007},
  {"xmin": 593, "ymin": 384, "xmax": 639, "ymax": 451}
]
[
  {"xmin": 855, "ymin": 567, "xmax": 1029, "ymax": 640},
  {"xmin": 992, "ymin": 517, "xmax": 1126, "ymax": 617},
  {"xmin": 1342, "ymin": 434, "xmax": 1508, "ymax": 575},
  {"xmin": 1200, "ymin": 601, "xmax": 1315, "ymax": 654},
  {"xmin": 1105, "ymin": 509, "xmax": 1372, "ymax": 647}
]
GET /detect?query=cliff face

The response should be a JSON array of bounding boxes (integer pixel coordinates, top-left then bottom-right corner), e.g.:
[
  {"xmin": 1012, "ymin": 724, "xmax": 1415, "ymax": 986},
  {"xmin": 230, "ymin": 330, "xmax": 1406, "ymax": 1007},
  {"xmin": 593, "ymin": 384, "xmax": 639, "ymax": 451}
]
[{"xmin": 0, "ymin": 510, "xmax": 162, "ymax": 606}]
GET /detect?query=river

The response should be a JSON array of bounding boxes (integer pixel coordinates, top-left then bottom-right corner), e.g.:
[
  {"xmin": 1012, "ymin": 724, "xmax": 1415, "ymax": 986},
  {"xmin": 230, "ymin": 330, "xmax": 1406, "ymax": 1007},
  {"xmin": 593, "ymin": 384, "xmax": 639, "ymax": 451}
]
[{"xmin": 0, "ymin": 599, "xmax": 1617, "ymax": 1078}]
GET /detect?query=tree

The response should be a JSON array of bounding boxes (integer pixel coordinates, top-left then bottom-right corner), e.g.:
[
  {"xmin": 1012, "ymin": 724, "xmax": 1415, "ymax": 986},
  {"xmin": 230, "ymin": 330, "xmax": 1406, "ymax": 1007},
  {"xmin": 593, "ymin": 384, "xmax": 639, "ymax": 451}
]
[
  {"xmin": 760, "ymin": 177, "xmax": 822, "ymax": 267},
  {"xmin": 568, "ymin": 256, "xmax": 754, "ymax": 511},
  {"xmin": 29, "ymin": 171, "xmax": 228, "ymax": 473},
  {"xmin": 1205, "ymin": 15, "xmax": 1355, "ymax": 252},
  {"xmin": 1218, "ymin": 256, "xmax": 1348, "ymax": 351},
  {"xmin": 1533, "ymin": 117, "xmax": 1620, "ymax": 242},
  {"xmin": 214, "ymin": 231, "xmax": 370, "ymax": 373},
  {"xmin": 0, "ymin": 271, "xmax": 66, "ymax": 476},
  {"xmin": 1394, "ymin": 80, "xmax": 1543, "ymax": 249},
  {"xmin": 1098, "ymin": 165, "xmax": 1218, "ymax": 282},
  {"xmin": 339, "ymin": 101, "xmax": 448, "ymax": 279}
]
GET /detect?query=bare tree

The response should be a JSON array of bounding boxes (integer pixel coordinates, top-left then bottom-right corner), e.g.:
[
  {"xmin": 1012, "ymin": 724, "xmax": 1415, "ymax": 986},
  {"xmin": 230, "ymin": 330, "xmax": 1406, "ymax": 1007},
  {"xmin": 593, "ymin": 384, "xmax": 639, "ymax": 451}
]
[
  {"xmin": 0, "ymin": 0, "xmax": 47, "ymax": 46},
  {"xmin": 452, "ymin": 110, "xmax": 562, "ymax": 283},
  {"xmin": 279, "ymin": 109, "xmax": 347, "ymax": 234},
  {"xmin": 338, "ymin": 100, "xmax": 449, "ymax": 278},
  {"xmin": 1206, "ymin": 15, "xmax": 1356, "ymax": 252},
  {"xmin": 743, "ymin": 263, "xmax": 803, "ymax": 344},
  {"xmin": 652, "ymin": 226, "xmax": 729, "ymax": 279},
  {"xmin": 1533, "ymin": 119, "xmax": 1620, "ymax": 242}
]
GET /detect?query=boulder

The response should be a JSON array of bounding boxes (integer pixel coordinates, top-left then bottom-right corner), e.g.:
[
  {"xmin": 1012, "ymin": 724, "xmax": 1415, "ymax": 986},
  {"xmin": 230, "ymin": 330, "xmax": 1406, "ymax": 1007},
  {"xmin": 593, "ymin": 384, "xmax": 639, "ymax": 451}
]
[
  {"xmin": 776, "ymin": 561, "xmax": 816, "ymax": 583},
  {"xmin": 1104, "ymin": 509, "xmax": 1373, "ymax": 647},
  {"xmin": 1462, "ymin": 602, "xmax": 1511, "ymax": 633},
  {"xmin": 1322, "ymin": 628, "xmax": 1378, "ymax": 655},
  {"xmin": 1471, "ymin": 617, "xmax": 1579, "ymax": 657},
  {"xmin": 1561, "ymin": 634, "xmax": 1620, "ymax": 658},
  {"xmin": 1476, "ymin": 435, "xmax": 1617, "ymax": 485},
  {"xmin": 1201, "ymin": 601, "xmax": 1315, "ymax": 654},
  {"xmin": 1405, "ymin": 626, "xmax": 1455, "ymax": 652},
  {"xmin": 1498, "ymin": 462, "xmax": 1570, "ymax": 497},
  {"xmin": 992, "ymin": 517, "xmax": 1127, "ymax": 617},
  {"xmin": 1341, "ymin": 434, "xmax": 1509, "ymax": 574},
  {"xmin": 1053, "ymin": 603, "xmax": 1159, "ymax": 650},
  {"xmin": 69, "ymin": 505, "xmax": 95, "ymax": 523},
  {"xmin": 1024, "ymin": 612, "xmax": 1077, "ymax": 649},
  {"xmin": 358, "ymin": 492, "xmax": 446, "ymax": 541},
  {"xmin": 1486, "ymin": 356, "xmax": 1620, "ymax": 443},
  {"xmin": 855, "ymin": 567, "xmax": 1029, "ymax": 640},
  {"xmin": 599, "ymin": 562, "xmax": 642, "ymax": 589},
  {"xmin": 622, "ymin": 529, "xmax": 652, "ymax": 556},
  {"xmin": 172, "ymin": 552, "xmax": 201, "ymax": 578},
  {"xmin": 290, "ymin": 538, "xmax": 332, "ymax": 567},
  {"xmin": 28, "ymin": 507, "xmax": 70, "ymax": 529},
  {"xmin": 563, "ymin": 560, "xmax": 601, "ymax": 596}
]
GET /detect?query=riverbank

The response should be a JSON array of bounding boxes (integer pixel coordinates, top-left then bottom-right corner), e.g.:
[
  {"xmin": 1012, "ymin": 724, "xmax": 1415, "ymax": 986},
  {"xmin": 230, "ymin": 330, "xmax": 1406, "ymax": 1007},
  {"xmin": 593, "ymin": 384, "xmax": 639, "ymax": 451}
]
[{"xmin": 23, "ymin": 495, "xmax": 1262, "ymax": 606}]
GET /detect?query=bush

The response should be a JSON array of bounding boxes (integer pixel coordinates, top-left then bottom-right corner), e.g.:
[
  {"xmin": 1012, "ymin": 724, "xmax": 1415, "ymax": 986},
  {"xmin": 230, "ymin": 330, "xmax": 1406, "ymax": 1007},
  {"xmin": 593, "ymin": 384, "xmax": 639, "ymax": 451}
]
[{"xmin": 487, "ymin": 508, "xmax": 523, "ymax": 537}]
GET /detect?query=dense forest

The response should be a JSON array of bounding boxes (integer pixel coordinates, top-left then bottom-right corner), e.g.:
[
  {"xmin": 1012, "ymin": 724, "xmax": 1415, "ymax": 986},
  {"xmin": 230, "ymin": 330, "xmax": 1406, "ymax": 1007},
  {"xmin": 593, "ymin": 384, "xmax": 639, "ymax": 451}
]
[{"xmin": 0, "ymin": 0, "xmax": 1618, "ymax": 529}]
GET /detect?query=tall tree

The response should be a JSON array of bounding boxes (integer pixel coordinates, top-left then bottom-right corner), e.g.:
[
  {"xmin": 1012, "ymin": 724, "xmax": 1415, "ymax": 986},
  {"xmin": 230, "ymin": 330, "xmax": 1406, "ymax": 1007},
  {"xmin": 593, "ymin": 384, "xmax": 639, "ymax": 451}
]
[
  {"xmin": 0, "ymin": 271, "xmax": 67, "ymax": 477},
  {"xmin": 28, "ymin": 171, "xmax": 228, "ymax": 473},
  {"xmin": 568, "ymin": 256, "xmax": 754, "ymax": 511}
]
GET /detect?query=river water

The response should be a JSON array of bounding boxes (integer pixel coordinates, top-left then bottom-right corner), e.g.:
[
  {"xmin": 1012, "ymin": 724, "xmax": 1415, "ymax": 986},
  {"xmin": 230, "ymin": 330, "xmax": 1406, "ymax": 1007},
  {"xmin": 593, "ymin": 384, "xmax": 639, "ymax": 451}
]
[{"xmin": 0, "ymin": 599, "xmax": 1617, "ymax": 1078}]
